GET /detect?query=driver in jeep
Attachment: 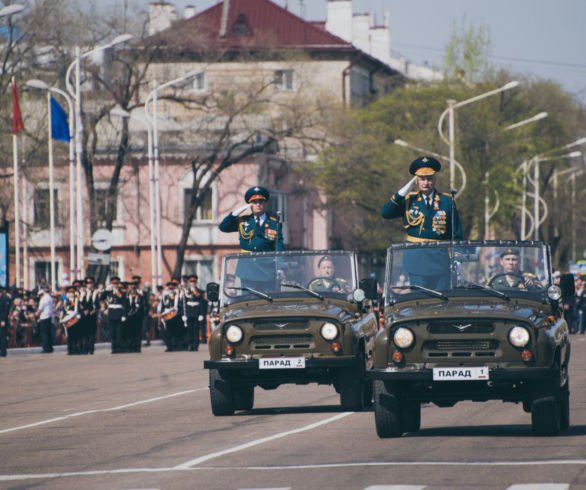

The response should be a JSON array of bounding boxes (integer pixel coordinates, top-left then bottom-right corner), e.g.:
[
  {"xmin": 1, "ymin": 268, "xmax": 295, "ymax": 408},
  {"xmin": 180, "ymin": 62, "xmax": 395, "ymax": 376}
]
[
  {"xmin": 308, "ymin": 256, "xmax": 349, "ymax": 293},
  {"xmin": 489, "ymin": 248, "xmax": 542, "ymax": 290}
]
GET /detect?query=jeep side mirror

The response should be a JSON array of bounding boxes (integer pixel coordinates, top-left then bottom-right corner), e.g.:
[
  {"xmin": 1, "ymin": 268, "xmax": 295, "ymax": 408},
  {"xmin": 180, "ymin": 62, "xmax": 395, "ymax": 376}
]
[
  {"xmin": 359, "ymin": 277, "xmax": 378, "ymax": 300},
  {"xmin": 559, "ymin": 273, "xmax": 575, "ymax": 299},
  {"xmin": 206, "ymin": 282, "xmax": 220, "ymax": 302}
]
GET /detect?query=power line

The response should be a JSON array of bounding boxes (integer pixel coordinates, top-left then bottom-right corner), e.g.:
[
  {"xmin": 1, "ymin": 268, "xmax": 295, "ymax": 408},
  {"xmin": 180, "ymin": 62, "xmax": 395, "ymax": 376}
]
[{"xmin": 393, "ymin": 42, "xmax": 586, "ymax": 70}]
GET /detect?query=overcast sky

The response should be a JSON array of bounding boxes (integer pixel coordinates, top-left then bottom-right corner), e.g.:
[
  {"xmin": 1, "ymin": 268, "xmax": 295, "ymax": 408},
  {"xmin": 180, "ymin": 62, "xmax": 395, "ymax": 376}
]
[{"xmin": 156, "ymin": 0, "xmax": 586, "ymax": 103}]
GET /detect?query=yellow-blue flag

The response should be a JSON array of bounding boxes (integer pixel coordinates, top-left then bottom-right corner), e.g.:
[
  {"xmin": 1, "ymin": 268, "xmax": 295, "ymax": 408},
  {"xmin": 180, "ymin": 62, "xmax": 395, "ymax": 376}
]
[{"xmin": 50, "ymin": 96, "xmax": 70, "ymax": 142}]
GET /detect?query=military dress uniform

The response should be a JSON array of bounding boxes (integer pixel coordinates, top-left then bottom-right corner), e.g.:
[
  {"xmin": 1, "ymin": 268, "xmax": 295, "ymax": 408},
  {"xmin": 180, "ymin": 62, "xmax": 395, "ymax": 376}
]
[
  {"xmin": 101, "ymin": 278, "xmax": 129, "ymax": 354},
  {"xmin": 489, "ymin": 248, "xmax": 541, "ymax": 290},
  {"xmin": 308, "ymin": 277, "xmax": 348, "ymax": 293},
  {"xmin": 159, "ymin": 282, "xmax": 184, "ymax": 351},
  {"xmin": 127, "ymin": 282, "xmax": 145, "ymax": 353},
  {"xmin": 219, "ymin": 186, "xmax": 283, "ymax": 291},
  {"xmin": 381, "ymin": 156, "xmax": 462, "ymax": 290},
  {"xmin": 80, "ymin": 278, "xmax": 100, "ymax": 354},
  {"xmin": 181, "ymin": 276, "xmax": 208, "ymax": 351},
  {"xmin": 61, "ymin": 287, "xmax": 81, "ymax": 355},
  {"xmin": 218, "ymin": 186, "xmax": 283, "ymax": 253}
]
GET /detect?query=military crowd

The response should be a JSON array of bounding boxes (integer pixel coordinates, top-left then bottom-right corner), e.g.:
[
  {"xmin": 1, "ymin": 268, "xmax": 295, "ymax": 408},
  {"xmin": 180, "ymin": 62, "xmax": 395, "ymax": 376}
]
[{"xmin": 0, "ymin": 274, "xmax": 209, "ymax": 356}]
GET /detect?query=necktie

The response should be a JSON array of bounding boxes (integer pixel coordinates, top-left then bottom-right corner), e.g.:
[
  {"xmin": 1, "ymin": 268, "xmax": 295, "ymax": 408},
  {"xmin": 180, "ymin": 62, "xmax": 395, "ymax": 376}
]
[
  {"xmin": 256, "ymin": 217, "xmax": 261, "ymax": 228},
  {"xmin": 426, "ymin": 197, "xmax": 431, "ymax": 210}
]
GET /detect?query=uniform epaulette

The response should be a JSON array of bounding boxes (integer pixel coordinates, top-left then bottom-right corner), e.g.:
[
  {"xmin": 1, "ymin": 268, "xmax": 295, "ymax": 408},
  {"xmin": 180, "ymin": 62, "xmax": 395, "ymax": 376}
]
[
  {"xmin": 406, "ymin": 191, "xmax": 419, "ymax": 197},
  {"xmin": 269, "ymin": 216, "xmax": 278, "ymax": 221},
  {"xmin": 440, "ymin": 192, "xmax": 452, "ymax": 197}
]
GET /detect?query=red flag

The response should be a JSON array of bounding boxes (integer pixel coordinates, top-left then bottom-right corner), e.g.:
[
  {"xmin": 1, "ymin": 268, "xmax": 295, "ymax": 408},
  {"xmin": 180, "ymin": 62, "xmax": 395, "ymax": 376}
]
[{"xmin": 11, "ymin": 78, "xmax": 23, "ymax": 135}]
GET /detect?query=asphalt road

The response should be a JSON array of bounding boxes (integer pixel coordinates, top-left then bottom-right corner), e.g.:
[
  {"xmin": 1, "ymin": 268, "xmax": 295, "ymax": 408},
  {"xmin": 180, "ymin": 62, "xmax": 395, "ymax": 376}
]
[{"xmin": 2, "ymin": 337, "xmax": 586, "ymax": 490}]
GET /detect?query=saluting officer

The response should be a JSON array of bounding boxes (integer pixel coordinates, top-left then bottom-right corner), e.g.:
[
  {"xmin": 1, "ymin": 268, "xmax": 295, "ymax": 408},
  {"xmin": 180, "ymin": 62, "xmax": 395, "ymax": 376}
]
[
  {"xmin": 181, "ymin": 274, "xmax": 207, "ymax": 351},
  {"xmin": 381, "ymin": 157, "xmax": 462, "ymax": 290},
  {"xmin": 219, "ymin": 186, "xmax": 283, "ymax": 252},
  {"xmin": 382, "ymin": 156, "xmax": 462, "ymax": 242}
]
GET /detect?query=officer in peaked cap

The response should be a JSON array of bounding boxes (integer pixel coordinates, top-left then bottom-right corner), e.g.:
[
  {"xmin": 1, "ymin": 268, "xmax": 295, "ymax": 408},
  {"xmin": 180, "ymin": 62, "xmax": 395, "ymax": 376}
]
[
  {"xmin": 382, "ymin": 156, "xmax": 461, "ymax": 243},
  {"xmin": 219, "ymin": 185, "xmax": 283, "ymax": 252},
  {"xmin": 381, "ymin": 156, "xmax": 462, "ymax": 290}
]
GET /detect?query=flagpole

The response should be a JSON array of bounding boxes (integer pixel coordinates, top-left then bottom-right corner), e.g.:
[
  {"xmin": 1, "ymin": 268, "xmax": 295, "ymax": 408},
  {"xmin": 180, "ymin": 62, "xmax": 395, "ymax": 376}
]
[
  {"xmin": 22, "ymin": 175, "xmax": 28, "ymax": 290},
  {"xmin": 13, "ymin": 132, "xmax": 20, "ymax": 289},
  {"xmin": 47, "ymin": 92, "xmax": 56, "ymax": 292}
]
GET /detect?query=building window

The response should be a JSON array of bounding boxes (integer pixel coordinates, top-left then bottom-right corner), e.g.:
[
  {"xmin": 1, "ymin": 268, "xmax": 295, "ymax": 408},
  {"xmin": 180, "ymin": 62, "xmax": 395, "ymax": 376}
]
[
  {"xmin": 183, "ymin": 187, "xmax": 213, "ymax": 221},
  {"xmin": 183, "ymin": 258, "xmax": 214, "ymax": 288},
  {"xmin": 94, "ymin": 187, "xmax": 119, "ymax": 226},
  {"xmin": 274, "ymin": 70, "xmax": 294, "ymax": 91},
  {"xmin": 34, "ymin": 260, "xmax": 61, "ymax": 288},
  {"xmin": 189, "ymin": 71, "xmax": 206, "ymax": 91},
  {"xmin": 33, "ymin": 188, "xmax": 59, "ymax": 228}
]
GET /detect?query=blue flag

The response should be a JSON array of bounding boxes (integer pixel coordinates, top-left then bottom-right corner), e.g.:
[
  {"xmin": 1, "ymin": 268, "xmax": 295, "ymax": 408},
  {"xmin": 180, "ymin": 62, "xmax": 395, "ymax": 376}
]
[{"xmin": 50, "ymin": 95, "xmax": 70, "ymax": 142}]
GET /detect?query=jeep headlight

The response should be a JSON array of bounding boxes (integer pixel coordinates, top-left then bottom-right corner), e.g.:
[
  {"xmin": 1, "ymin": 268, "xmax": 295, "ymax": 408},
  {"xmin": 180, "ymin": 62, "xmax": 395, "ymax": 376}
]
[
  {"xmin": 225, "ymin": 325, "xmax": 243, "ymax": 343},
  {"xmin": 393, "ymin": 327, "xmax": 414, "ymax": 349},
  {"xmin": 509, "ymin": 326, "xmax": 530, "ymax": 348},
  {"xmin": 548, "ymin": 285, "xmax": 562, "ymax": 301},
  {"xmin": 320, "ymin": 322, "xmax": 339, "ymax": 340}
]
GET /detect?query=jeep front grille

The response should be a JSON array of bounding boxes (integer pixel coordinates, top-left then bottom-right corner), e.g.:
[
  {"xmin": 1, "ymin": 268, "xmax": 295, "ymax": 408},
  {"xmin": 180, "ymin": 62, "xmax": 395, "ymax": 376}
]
[
  {"xmin": 250, "ymin": 334, "xmax": 314, "ymax": 350},
  {"xmin": 423, "ymin": 339, "xmax": 499, "ymax": 357},
  {"xmin": 428, "ymin": 320, "xmax": 495, "ymax": 334},
  {"xmin": 253, "ymin": 319, "xmax": 310, "ymax": 330}
]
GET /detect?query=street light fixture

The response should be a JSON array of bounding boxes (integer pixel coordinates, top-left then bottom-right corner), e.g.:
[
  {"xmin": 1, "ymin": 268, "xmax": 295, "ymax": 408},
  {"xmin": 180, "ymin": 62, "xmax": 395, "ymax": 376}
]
[
  {"xmin": 27, "ymin": 80, "xmax": 75, "ymax": 283},
  {"xmin": 65, "ymin": 33, "xmax": 133, "ymax": 279},
  {"xmin": 0, "ymin": 4, "xmax": 24, "ymax": 17},
  {"xmin": 438, "ymin": 80, "xmax": 520, "ymax": 190},
  {"xmin": 144, "ymin": 70, "xmax": 202, "ymax": 286},
  {"xmin": 110, "ymin": 108, "xmax": 156, "ymax": 286}
]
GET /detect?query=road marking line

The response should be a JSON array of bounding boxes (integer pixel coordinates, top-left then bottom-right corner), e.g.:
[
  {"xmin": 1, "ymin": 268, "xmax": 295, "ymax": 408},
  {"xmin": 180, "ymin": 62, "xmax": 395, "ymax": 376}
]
[
  {"xmin": 0, "ymin": 461, "xmax": 585, "ymax": 482},
  {"xmin": 174, "ymin": 412, "xmax": 353, "ymax": 469},
  {"xmin": 0, "ymin": 388, "xmax": 207, "ymax": 435}
]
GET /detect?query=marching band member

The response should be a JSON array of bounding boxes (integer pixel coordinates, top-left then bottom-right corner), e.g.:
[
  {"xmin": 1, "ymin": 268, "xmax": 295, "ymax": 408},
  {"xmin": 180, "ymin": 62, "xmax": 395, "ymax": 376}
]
[
  {"xmin": 181, "ymin": 274, "xmax": 208, "ymax": 351},
  {"xmin": 127, "ymin": 278, "xmax": 145, "ymax": 353},
  {"xmin": 101, "ymin": 277, "xmax": 129, "ymax": 354},
  {"xmin": 61, "ymin": 286, "xmax": 80, "ymax": 355},
  {"xmin": 159, "ymin": 280, "xmax": 182, "ymax": 352},
  {"xmin": 81, "ymin": 277, "xmax": 100, "ymax": 354}
]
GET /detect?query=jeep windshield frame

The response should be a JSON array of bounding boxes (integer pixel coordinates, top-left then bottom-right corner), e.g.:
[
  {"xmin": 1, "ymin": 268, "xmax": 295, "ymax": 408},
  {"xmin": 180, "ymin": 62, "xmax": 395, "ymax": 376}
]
[
  {"xmin": 220, "ymin": 250, "xmax": 359, "ymax": 306},
  {"xmin": 383, "ymin": 240, "xmax": 552, "ymax": 305}
]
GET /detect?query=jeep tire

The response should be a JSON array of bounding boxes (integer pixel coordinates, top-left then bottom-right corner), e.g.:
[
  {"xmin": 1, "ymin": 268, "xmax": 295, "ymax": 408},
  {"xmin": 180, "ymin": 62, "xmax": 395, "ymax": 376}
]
[
  {"xmin": 374, "ymin": 380, "xmax": 403, "ymax": 438},
  {"xmin": 234, "ymin": 385, "xmax": 254, "ymax": 411},
  {"xmin": 209, "ymin": 369, "xmax": 235, "ymax": 416}
]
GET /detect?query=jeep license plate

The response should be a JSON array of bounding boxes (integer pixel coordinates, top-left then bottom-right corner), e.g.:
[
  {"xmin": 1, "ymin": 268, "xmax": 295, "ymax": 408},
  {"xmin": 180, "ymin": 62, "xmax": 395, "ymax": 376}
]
[
  {"xmin": 432, "ymin": 367, "xmax": 489, "ymax": 381},
  {"xmin": 258, "ymin": 357, "xmax": 306, "ymax": 369}
]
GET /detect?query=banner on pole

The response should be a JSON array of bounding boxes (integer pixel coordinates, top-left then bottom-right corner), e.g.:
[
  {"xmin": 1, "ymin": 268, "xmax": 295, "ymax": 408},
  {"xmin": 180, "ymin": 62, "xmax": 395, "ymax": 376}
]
[{"xmin": 50, "ymin": 95, "xmax": 70, "ymax": 141}]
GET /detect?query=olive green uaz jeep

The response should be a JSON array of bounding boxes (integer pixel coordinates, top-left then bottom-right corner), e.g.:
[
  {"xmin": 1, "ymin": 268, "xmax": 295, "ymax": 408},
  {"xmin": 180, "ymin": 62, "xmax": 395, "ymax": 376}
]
[
  {"xmin": 204, "ymin": 250, "xmax": 378, "ymax": 415},
  {"xmin": 370, "ymin": 240, "xmax": 574, "ymax": 437}
]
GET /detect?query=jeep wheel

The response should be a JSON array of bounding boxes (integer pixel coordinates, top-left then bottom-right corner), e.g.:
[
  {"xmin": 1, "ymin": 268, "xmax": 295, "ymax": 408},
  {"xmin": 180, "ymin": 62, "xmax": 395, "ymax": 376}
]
[
  {"xmin": 373, "ymin": 380, "xmax": 403, "ymax": 438},
  {"xmin": 402, "ymin": 401, "xmax": 421, "ymax": 433},
  {"xmin": 559, "ymin": 383, "xmax": 570, "ymax": 431},
  {"xmin": 234, "ymin": 385, "xmax": 254, "ymax": 411},
  {"xmin": 339, "ymin": 367, "xmax": 365, "ymax": 411},
  {"xmin": 209, "ymin": 369, "xmax": 235, "ymax": 416},
  {"xmin": 531, "ymin": 395, "xmax": 560, "ymax": 436}
]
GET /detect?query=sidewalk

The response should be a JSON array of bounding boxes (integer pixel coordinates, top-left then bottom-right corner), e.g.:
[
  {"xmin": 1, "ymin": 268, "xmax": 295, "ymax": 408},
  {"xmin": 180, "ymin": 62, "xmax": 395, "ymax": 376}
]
[{"xmin": 3, "ymin": 340, "xmax": 165, "ymax": 356}]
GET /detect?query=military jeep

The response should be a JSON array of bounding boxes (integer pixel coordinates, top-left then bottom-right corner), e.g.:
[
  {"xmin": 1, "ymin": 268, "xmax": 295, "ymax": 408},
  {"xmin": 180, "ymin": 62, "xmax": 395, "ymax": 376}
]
[
  {"xmin": 370, "ymin": 240, "xmax": 574, "ymax": 437},
  {"xmin": 203, "ymin": 250, "xmax": 378, "ymax": 415}
]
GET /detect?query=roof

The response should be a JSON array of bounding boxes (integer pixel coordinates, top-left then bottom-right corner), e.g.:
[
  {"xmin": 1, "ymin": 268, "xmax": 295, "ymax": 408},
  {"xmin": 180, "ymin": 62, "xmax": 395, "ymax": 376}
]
[{"xmin": 152, "ymin": 0, "xmax": 353, "ymax": 51}]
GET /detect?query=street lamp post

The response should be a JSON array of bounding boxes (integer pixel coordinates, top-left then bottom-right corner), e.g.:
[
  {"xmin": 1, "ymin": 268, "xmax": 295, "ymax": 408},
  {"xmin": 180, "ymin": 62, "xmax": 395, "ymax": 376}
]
[
  {"xmin": 110, "ymin": 108, "xmax": 156, "ymax": 286},
  {"xmin": 144, "ymin": 70, "xmax": 201, "ymax": 286},
  {"xmin": 26, "ymin": 80, "xmax": 75, "ymax": 283},
  {"xmin": 65, "ymin": 34, "xmax": 132, "ymax": 280},
  {"xmin": 531, "ymin": 149, "xmax": 583, "ymax": 239},
  {"xmin": 438, "ymin": 81, "xmax": 520, "ymax": 190}
]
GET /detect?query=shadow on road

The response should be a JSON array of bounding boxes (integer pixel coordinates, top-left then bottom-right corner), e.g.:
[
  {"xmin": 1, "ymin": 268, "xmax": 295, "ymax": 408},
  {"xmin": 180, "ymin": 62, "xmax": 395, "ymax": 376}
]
[
  {"xmin": 403, "ymin": 424, "xmax": 586, "ymax": 438},
  {"xmin": 235, "ymin": 405, "xmax": 374, "ymax": 416}
]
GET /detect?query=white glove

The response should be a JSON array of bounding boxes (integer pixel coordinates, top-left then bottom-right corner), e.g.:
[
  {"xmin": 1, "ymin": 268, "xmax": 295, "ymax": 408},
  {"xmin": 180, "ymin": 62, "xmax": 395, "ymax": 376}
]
[
  {"xmin": 232, "ymin": 204, "xmax": 250, "ymax": 217},
  {"xmin": 198, "ymin": 315, "xmax": 204, "ymax": 322},
  {"xmin": 182, "ymin": 315, "xmax": 188, "ymax": 323},
  {"xmin": 398, "ymin": 176, "xmax": 417, "ymax": 197},
  {"xmin": 121, "ymin": 316, "xmax": 126, "ymax": 322}
]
